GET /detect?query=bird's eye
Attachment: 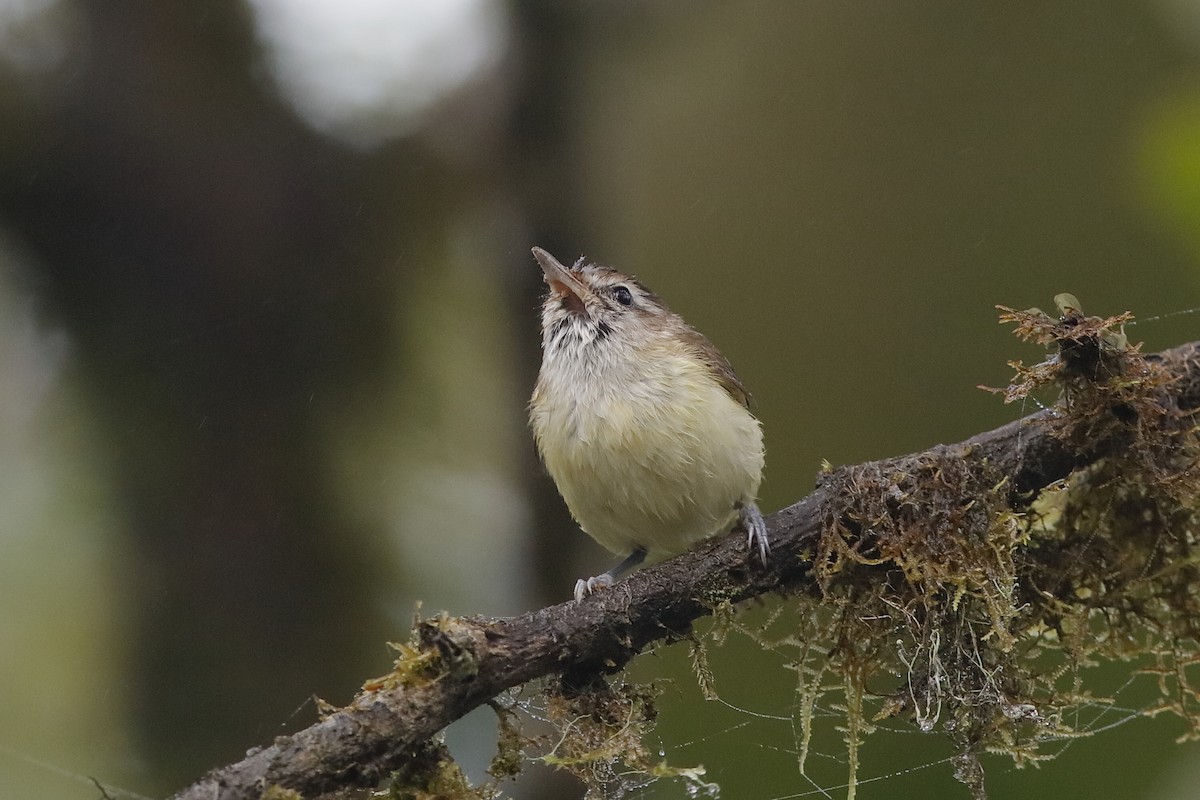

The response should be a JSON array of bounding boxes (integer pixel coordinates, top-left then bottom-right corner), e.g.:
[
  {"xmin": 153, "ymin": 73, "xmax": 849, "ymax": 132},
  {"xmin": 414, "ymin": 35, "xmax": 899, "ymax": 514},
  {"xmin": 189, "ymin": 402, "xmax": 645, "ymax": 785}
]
[{"xmin": 612, "ymin": 285, "xmax": 633, "ymax": 306}]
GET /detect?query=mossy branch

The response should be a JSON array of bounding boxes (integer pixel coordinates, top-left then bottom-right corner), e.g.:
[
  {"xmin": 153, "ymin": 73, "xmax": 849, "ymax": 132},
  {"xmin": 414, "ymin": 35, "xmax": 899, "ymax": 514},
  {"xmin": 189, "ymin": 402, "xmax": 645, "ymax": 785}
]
[{"xmin": 171, "ymin": 309, "xmax": 1200, "ymax": 800}]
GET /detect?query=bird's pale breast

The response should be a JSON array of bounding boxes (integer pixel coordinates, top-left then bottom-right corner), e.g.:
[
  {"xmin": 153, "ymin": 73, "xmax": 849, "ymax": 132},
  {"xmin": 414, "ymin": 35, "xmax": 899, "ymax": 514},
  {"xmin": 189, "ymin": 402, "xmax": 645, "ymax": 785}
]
[{"xmin": 532, "ymin": 347, "xmax": 763, "ymax": 560}]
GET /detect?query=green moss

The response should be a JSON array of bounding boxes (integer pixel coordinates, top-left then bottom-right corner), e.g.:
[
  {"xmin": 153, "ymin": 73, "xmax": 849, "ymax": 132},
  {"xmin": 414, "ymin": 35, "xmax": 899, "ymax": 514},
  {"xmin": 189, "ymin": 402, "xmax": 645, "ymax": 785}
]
[
  {"xmin": 363, "ymin": 610, "xmax": 482, "ymax": 693},
  {"xmin": 386, "ymin": 740, "xmax": 493, "ymax": 800},
  {"xmin": 370, "ymin": 297, "xmax": 1198, "ymax": 800},
  {"xmin": 758, "ymin": 297, "xmax": 1200, "ymax": 797}
]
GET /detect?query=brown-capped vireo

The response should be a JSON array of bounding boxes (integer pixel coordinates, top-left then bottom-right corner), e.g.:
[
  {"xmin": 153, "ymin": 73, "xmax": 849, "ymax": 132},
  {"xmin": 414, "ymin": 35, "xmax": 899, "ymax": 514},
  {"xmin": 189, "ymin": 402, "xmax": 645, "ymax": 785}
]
[{"xmin": 528, "ymin": 247, "xmax": 768, "ymax": 601}]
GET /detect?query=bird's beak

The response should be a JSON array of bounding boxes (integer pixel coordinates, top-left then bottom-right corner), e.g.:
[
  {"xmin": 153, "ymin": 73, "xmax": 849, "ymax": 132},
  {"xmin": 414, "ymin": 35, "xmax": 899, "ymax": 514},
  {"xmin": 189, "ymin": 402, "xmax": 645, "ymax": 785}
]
[{"xmin": 532, "ymin": 247, "xmax": 591, "ymax": 310}]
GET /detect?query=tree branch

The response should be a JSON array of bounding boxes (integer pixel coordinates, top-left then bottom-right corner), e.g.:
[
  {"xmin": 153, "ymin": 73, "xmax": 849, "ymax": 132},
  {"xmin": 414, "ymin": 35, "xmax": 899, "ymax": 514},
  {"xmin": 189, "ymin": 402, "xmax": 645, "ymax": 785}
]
[{"xmin": 172, "ymin": 338, "xmax": 1200, "ymax": 800}]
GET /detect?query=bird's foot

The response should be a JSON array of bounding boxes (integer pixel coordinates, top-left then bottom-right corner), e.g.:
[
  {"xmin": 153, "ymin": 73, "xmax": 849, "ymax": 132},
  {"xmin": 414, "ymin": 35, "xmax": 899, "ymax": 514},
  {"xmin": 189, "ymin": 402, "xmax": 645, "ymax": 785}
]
[
  {"xmin": 573, "ymin": 548, "xmax": 645, "ymax": 601},
  {"xmin": 574, "ymin": 573, "xmax": 615, "ymax": 602},
  {"xmin": 739, "ymin": 502, "xmax": 769, "ymax": 566}
]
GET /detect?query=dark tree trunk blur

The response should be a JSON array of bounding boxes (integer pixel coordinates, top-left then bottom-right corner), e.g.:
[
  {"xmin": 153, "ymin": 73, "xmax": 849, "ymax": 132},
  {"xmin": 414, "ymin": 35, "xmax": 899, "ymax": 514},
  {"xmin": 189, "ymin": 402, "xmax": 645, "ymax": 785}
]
[
  {"xmin": 0, "ymin": 1, "xmax": 424, "ymax": 786},
  {"xmin": 0, "ymin": 0, "xmax": 657, "ymax": 794}
]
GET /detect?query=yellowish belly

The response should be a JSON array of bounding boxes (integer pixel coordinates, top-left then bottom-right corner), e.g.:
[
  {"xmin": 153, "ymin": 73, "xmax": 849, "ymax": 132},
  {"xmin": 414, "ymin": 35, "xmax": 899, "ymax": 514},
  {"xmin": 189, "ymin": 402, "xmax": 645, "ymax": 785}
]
[{"xmin": 533, "ymin": 375, "xmax": 763, "ymax": 561}]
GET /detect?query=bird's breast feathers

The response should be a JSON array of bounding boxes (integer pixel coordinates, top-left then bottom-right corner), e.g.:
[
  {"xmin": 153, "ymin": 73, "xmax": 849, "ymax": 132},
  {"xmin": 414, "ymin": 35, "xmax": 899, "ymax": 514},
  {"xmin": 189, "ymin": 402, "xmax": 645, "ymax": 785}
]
[{"xmin": 532, "ymin": 350, "xmax": 763, "ymax": 557}]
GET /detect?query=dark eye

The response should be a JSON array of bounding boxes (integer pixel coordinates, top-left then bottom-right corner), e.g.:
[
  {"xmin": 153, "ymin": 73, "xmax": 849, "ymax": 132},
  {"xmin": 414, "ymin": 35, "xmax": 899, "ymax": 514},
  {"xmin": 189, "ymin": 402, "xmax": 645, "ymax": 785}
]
[{"xmin": 612, "ymin": 285, "xmax": 633, "ymax": 306}]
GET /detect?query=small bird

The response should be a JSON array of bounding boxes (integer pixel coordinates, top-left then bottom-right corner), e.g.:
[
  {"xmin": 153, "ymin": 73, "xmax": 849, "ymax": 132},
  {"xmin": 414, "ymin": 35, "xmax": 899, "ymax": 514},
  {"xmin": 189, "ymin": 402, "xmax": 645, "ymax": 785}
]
[{"xmin": 528, "ymin": 247, "xmax": 768, "ymax": 601}]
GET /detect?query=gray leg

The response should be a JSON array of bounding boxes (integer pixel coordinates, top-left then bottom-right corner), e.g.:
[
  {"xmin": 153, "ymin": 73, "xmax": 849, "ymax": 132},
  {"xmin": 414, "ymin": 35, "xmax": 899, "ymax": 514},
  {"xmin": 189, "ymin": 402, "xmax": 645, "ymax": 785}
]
[
  {"xmin": 574, "ymin": 547, "xmax": 647, "ymax": 602},
  {"xmin": 739, "ymin": 502, "xmax": 769, "ymax": 565},
  {"xmin": 610, "ymin": 546, "xmax": 648, "ymax": 578}
]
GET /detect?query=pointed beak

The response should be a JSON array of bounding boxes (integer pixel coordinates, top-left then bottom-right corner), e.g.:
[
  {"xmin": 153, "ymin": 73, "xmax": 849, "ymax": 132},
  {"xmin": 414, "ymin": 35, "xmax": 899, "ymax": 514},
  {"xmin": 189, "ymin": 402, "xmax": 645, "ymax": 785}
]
[{"xmin": 532, "ymin": 247, "xmax": 590, "ymax": 307}]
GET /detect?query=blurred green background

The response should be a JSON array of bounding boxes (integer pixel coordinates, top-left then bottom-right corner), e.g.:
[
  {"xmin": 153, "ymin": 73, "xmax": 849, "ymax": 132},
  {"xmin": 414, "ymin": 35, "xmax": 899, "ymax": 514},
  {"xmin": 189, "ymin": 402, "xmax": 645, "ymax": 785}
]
[{"xmin": 0, "ymin": 1, "xmax": 1198, "ymax": 798}]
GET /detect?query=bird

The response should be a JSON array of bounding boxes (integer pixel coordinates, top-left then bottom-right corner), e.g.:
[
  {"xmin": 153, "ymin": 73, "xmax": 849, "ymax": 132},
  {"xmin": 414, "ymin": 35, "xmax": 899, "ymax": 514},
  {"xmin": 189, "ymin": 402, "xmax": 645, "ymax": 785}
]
[{"xmin": 528, "ymin": 246, "xmax": 768, "ymax": 601}]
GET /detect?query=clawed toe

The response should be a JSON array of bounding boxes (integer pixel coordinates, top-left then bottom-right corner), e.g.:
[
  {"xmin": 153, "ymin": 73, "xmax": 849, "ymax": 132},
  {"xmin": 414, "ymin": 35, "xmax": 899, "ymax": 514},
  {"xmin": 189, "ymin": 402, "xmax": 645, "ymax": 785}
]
[
  {"xmin": 573, "ymin": 573, "xmax": 615, "ymax": 602},
  {"xmin": 740, "ymin": 502, "xmax": 770, "ymax": 566}
]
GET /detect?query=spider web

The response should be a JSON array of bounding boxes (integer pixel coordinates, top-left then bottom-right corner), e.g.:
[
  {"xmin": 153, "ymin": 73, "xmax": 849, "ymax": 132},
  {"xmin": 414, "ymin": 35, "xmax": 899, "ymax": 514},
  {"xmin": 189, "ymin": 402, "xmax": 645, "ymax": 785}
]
[
  {"xmin": 485, "ymin": 302, "xmax": 1200, "ymax": 799},
  {"xmin": 495, "ymin": 598, "xmax": 1183, "ymax": 800}
]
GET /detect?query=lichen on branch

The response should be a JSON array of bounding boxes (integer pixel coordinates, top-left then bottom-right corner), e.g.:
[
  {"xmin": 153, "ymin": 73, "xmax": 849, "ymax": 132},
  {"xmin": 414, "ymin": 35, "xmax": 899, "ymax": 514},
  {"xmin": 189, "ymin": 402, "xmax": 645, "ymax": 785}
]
[
  {"xmin": 170, "ymin": 302, "xmax": 1200, "ymax": 800},
  {"xmin": 801, "ymin": 296, "xmax": 1200, "ymax": 798}
]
